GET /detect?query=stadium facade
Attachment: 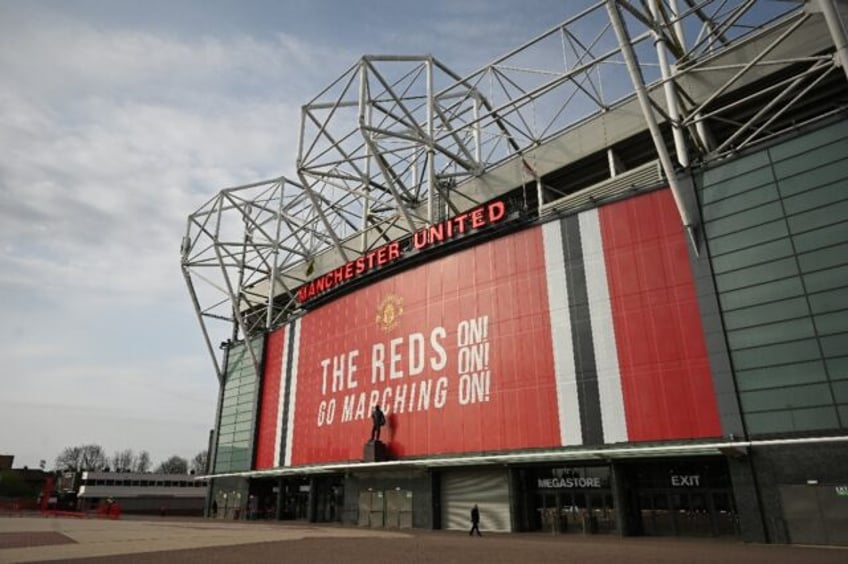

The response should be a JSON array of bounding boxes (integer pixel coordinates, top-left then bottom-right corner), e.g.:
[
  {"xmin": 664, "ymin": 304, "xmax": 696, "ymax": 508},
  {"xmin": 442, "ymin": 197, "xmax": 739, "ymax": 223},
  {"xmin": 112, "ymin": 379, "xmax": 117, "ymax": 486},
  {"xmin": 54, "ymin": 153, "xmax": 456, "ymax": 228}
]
[{"xmin": 182, "ymin": 1, "xmax": 848, "ymax": 545}]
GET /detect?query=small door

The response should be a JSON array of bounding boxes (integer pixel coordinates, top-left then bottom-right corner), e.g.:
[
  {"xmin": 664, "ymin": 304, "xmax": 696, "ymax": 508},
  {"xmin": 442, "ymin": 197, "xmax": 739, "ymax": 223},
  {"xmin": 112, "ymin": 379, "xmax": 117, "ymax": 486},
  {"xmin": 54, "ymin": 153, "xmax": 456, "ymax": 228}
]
[
  {"xmin": 780, "ymin": 484, "xmax": 848, "ymax": 546},
  {"xmin": 358, "ymin": 491, "xmax": 384, "ymax": 527},
  {"xmin": 384, "ymin": 489, "xmax": 412, "ymax": 528}
]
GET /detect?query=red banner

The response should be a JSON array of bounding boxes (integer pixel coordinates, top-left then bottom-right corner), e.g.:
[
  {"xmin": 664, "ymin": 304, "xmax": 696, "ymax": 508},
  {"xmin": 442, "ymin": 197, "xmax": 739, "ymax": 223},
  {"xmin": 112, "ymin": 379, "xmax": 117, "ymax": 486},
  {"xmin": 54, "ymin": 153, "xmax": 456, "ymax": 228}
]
[{"xmin": 289, "ymin": 227, "xmax": 561, "ymax": 464}]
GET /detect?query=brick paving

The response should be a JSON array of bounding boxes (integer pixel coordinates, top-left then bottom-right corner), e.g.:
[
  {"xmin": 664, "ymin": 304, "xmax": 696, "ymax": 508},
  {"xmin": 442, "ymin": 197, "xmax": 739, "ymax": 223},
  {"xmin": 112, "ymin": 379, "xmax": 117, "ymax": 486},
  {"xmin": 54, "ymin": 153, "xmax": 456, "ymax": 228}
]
[
  {"xmin": 0, "ymin": 532, "xmax": 75, "ymax": 550},
  {"xmin": 1, "ymin": 517, "xmax": 846, "ymax": 564}
]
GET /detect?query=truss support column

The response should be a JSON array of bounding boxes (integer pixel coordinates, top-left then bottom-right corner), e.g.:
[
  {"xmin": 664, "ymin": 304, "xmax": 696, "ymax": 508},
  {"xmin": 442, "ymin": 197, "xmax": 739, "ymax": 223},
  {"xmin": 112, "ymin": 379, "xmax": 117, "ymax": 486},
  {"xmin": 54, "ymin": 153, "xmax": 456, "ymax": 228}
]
[
  {"xmin": 359, "ymin": 63, "xmax": 372, "ymax": 253},
  {"xmin": 817, "ymin": 0, "xmax": 848, "ymax": 83},
  {"xmin": 426, "ymin": 58, "xmax": 436, "ymax": 224},
  {"xmin": 473, "ymin": 92, "xmax": 482, "ymax": 167},
  {"xmin": 649, "ymin": 0, "xmax": 688, "ymax": 168},
  {"xmin": 607, "ymin": 148, "xmax": 623, "ymax": 178},
  {"xmin": 695, "ymin": 113, "xmax": 715, "ymax": 152},
  {"xmin": 606, "ymin": 0, "xmax": 698, "ymax": 253},
  {"xmin": 182, "ymin": 265, "xmax": 224, "ymax": 384},
  {"xmin": 266, "ymin": 184, "xmax": 284, "ymax": 330}
]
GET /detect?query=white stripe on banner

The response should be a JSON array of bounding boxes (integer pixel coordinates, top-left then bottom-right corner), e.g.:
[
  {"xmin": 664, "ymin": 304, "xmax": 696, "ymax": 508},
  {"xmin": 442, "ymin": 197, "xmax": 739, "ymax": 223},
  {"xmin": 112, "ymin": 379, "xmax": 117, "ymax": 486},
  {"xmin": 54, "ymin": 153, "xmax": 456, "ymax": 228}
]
[
  {"xmin": 273, "ymin": 325, "xmax": 289, "ymax": 468},
  {"xmin": 284, "ymin": 319, "xmax": 301, "ymax": 467},
  {"xmin": 579, "ymin": 209, "xmax": 628, "ymax": 444},
  {"xmin": 542, "ymin": 221, "xmax": 583, "ymax": 446}
]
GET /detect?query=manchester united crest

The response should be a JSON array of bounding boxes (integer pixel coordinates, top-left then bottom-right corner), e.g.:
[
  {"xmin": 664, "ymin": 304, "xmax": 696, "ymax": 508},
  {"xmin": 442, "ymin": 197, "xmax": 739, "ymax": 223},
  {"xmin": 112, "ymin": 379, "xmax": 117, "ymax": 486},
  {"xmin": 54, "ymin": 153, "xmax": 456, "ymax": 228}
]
[{"xmin": 376, "ymin": 294, "xmax": 404, "ymax": 333}]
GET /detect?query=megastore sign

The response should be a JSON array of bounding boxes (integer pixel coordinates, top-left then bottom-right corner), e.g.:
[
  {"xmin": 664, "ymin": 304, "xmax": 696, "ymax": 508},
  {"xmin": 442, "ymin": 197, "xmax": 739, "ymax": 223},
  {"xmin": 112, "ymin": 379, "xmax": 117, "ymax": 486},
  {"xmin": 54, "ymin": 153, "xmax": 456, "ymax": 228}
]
[{"xmin": 296, "ymin": 200, "xmax": 506, "ymax": 303}]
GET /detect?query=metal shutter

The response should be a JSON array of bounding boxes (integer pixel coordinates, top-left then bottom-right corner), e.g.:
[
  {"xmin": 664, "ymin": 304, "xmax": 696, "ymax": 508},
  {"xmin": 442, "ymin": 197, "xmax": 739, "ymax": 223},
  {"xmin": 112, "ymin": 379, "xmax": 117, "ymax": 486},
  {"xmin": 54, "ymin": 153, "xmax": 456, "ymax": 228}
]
[{"xmin": 441, "ymin": 468, "xmax": 511, "ymax": 532}]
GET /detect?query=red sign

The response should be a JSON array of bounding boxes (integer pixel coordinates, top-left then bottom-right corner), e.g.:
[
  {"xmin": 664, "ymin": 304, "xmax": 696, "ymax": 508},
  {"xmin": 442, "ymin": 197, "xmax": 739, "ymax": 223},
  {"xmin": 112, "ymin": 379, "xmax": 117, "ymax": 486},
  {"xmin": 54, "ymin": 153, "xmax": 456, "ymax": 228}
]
[{"xmin": 296, "ymin": 200, "xmax": 506, "ymax": 303}]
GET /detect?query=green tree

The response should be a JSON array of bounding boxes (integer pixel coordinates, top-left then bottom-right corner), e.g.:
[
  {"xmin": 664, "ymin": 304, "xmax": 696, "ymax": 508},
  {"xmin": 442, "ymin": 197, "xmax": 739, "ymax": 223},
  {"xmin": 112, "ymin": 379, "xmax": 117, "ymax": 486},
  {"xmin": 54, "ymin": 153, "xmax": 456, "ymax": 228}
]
[
  {"xmin": 155, "ymin": 455, "xmax": 188, "ymax": 474},
  {"xmin": 190, "ymin": 450, "xmax": 209, "ymax": 475},
  {"xmin": 55, "ymin": 444, "xmax": 108, "ymax": 472}
]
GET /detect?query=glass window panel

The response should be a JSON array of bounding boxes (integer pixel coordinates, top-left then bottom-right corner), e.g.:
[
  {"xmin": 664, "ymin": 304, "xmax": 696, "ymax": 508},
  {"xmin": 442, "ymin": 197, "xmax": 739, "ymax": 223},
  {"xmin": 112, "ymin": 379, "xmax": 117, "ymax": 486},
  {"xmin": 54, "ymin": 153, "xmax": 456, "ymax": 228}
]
[
  {"xmin": 701, "ymin": 152, "xmax": 770, "ymax": 191},
  {"xmin": 723, "ymin": 297, "xmax": 809, "ymax": 330},
  {"xmin": 804, "ymin": 265, "xmax": 848, "ymax": 294},
  {"xmin": 798, "ymin": 243, "xmax": 848, "ymax": 273},
  {"xmin": 744, "ymin": 410, "xmax": 790, "ymax": 434},
  {"xmin": 794, "ymin": 223, "xmax": 848, "ymax": 253},
  {"xmin": 731, "ymin": 339, "xmax": 821, "ymax": 370},
  {"xmin": 839, "ymin": 406, "xmax": 848, "ymax": 428},
  {"xmin": 233, "ymin": 430, "xmax": 252, "ymax": 442},
  {"xmin": 789, "ymin": 406, "xmax": 840, "ymax": 431},
  {"xmin": 821, "ymin": 333, "xmax": 848, "ymax": 358},
  {"xmin": 727, "ymin": 317, "xmax": 816, "ymax": 350},
  {"xmin": 778, "ymin": 158, "xmax": 848, "ymax": 197},
  {"xmin": 701, "ymin": 183, "xmax": 779, "ymax": 221},
  {"xmin": 236, "ymin": 411, "xmax": 254, "ymax": 423},
  {"xmin": 715, "ymin": 257, "xmax": 799, "ymax": 293},
  {"xmin": 815, "ymin": 310, "xmax": 848, "ymax": 336},
  {"xmin": 735, "ymin": 361, "xmax": 827, "ymax": 391},
  {"xmin": 720, "ymin": 277, "xmax": 805, "ymax": 311},
  {"xmin": 809, "ymin": 287, "xmax": 848, "ymax": 314},
  {"xmin": 234, "ymin": 421, "xmax": 253, "ymax": 433},
  {"xmin": 783, "ymin": 181, "xmax": 848, "ymax": 215},
  {"xmin": 787, "ymin": 201, "xmax": 848, "ymax": 235},
  {"xmin": 768, "ymin": 121, "xmax": 848, "ymax": 161},
  {"xmin": 218, "ymin": 423, "xmax": 236, "ymax": 435},
  {"xmin": 773, "ymin": 141, "xmax": 848, "ymax": 179},
  {"xmin": 705, "ymin": 202, "xmax": 784, "ymax": 239},
  {"xmin": 740, "ymin": 383, "xmax": 833, "ymax": 412},
  {"xmin": 240, "ymin": 373, "xmax": 258, "ymax": 385},
  {"xmin": 745, "ymin": 406, "xmax": 839, "ymax": 434},
  {"xmin": 826, "ymin": 356, "xmax": 848, "ymax": 380},
  {"xmin": 712, "ymin": 238, "xmax": 794, "ymax": 275},
  {"xmin": 832, "ymin": 381, "xmax": 848, "ymax": 403},
  {"xmin": 708, "ymin": 220, "xmax": 789, "ymax": 256}
]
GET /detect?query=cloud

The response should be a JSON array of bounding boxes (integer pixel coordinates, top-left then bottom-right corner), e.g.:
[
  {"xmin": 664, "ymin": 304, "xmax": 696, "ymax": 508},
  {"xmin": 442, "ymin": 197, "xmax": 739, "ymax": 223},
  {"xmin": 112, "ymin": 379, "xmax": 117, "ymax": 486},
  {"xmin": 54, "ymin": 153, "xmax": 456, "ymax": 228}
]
[
  {"xmin": 0, "ymin": 22, "xmax": 332, "ymax": 306},
  {"xmin": 0, "ymin": 11, "xmax": 346, "ymax": 467}
]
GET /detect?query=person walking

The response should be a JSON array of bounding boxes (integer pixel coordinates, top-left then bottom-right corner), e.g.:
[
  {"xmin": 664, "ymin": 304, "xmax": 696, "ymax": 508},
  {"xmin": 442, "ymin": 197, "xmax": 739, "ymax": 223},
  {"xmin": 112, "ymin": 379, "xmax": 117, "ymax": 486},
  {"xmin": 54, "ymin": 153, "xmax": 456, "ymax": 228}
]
[{"xmin": 469, "ymin": 504, "xmax": 482, "ymax": 536}]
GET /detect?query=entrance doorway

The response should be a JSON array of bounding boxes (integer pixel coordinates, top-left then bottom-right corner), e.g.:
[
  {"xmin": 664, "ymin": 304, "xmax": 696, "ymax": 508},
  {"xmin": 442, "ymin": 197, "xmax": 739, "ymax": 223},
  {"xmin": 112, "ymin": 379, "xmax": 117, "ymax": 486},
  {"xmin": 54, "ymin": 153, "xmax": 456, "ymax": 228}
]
[
  {"xmin": 277, "ymin": 477, "xmax": 310, "ymax": 520},
  {"xmin": 313, "ymin": 480, "xmax": 344, "ymax": 523},
  {"xmin": 535, "ymin": 490, "xmax": 617, "ymax": 534},
  {"xmin": 636, "ymin": 489, "xmax": 737, "ymax": 536},
  {"xmin": 627, "ymin": 457, "xmax": 738, "ymax": 538}
]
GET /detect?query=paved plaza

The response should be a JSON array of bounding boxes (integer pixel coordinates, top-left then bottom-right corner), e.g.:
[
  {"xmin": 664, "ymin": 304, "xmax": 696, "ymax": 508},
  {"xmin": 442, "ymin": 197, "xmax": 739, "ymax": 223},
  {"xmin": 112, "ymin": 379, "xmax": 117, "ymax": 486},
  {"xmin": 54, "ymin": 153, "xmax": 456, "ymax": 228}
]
[{"xmin": 1, "ymin": 516, "xmax": 846, "ymax": 564}]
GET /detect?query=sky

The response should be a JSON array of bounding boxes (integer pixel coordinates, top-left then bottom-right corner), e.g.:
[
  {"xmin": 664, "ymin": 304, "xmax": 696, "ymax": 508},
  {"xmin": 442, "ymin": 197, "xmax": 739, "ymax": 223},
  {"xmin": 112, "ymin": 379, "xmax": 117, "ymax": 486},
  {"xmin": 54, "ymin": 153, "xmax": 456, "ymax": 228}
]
[{"xmin": 0, "ymin": 0, "xmax": 583, "ymax": 470}]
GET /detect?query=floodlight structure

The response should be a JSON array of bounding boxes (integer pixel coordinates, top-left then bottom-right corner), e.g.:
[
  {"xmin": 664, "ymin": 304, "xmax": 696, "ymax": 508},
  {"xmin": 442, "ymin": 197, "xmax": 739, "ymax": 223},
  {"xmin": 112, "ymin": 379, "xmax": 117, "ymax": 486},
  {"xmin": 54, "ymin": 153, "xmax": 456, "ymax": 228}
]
[{"xmin": 182, "ymin": 0, "xmax": 848, "ymax": 377}]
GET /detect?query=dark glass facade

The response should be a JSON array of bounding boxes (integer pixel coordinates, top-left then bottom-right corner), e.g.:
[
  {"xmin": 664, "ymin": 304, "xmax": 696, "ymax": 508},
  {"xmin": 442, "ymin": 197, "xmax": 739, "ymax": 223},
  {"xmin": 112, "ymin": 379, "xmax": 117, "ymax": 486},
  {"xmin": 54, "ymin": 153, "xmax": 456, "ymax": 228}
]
[
  {"xmin": 214, "ymin": 339, "xmax": 263, "ymax": 473},
  {"xmin": 698, "ymin": 120, "xmax": 848, "ymax": 435}
]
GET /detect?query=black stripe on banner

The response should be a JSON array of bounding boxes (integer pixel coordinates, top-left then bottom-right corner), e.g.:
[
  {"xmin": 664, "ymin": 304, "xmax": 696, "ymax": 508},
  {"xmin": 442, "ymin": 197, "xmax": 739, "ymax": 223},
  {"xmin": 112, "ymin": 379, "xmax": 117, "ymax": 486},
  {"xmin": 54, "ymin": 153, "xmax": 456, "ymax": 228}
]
[
  {"xmin": 560, "ymin": 215, "xmax": 604, "ymax": 445},
  {"xmin": 278, "ymin": 325, "xmax": 296, "ymax": 466}
]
